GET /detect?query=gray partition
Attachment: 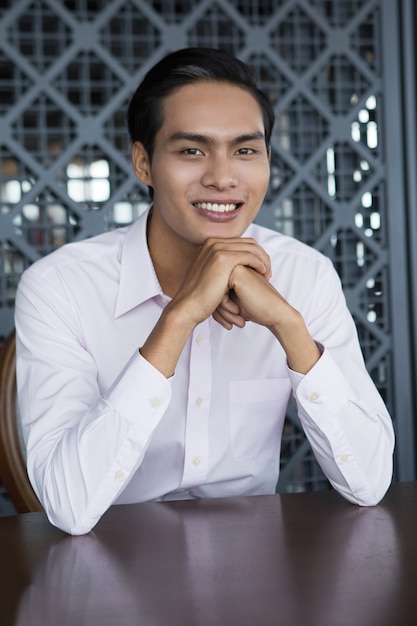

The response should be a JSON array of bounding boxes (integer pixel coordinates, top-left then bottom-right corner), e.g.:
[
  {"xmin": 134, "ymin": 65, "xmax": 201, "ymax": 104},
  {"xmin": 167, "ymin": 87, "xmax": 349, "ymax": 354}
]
[{"xmin": 0, "ymin": 0, "xmax": 414, "ymax": 504}]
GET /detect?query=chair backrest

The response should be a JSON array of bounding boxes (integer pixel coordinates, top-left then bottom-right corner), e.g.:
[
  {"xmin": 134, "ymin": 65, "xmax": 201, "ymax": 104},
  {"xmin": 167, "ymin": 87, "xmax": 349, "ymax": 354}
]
[{"xmin": 0, "ymin": 331, "xmax": 42, "ymax": 513}]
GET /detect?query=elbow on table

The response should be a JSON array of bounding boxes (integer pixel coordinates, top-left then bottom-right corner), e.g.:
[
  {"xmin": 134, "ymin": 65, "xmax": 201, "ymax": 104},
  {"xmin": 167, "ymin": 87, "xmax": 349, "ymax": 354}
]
[
  {"xmin": 339, "ymin": 466, "xmax": 394, "ymax": 508},
  {"xmin": 43, "ymin": 501, "xmax": 101, "ymax": 535},
  {"xmin": 30, "ymin": 476, "xmax": 100, "ymax": 535}
]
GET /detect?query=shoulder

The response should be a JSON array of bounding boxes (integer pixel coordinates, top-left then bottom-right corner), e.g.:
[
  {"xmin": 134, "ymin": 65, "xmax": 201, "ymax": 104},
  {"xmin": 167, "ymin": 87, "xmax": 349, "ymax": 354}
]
[{"xmin": 20, "ymin": 227, "xmax": 129, "ymax": 282}]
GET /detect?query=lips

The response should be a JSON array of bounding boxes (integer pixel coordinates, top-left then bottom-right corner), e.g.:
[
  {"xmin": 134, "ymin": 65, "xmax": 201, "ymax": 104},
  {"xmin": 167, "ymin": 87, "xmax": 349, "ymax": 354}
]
[{"xmin": 193, "ymin": 202, "xmax": 240, "ymax": 213}]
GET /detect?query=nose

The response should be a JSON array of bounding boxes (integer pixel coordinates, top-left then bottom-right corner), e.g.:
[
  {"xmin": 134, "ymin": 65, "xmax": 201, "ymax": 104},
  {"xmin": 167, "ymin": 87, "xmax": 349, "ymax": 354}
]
[{"xmin": 200, "ymin": 151, "xmax": 238, "ymax": 190}]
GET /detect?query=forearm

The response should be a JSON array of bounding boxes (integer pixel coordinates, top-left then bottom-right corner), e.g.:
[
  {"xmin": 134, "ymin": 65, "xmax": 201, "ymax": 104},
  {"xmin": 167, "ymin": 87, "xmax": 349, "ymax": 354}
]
[
  {"xmin": 21, "ymin": 350, "xmax": 171, "ymax": 534},
  {"xmin": 229, "ymin": 264, "xmax": 321, "ymax": 373},
  {"xmin": 268, "ymin": 310, "xmax": 321, "ymax": 375},
  {"xmin": 289, "ymin": 348, "xmax": 395, "ymax": 505},
  {"xmin": 140, "ymin": 302, "xmax": 197, "ymax": 378}
]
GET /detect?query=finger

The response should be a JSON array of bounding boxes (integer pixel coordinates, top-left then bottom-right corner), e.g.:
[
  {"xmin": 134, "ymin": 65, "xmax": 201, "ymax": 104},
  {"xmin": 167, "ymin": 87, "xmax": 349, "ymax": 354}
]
[
  {"xmin": 213, "ymin": 305, "xmax": 246, "ymax": 329},
  {"xmin": 212, "ymin": 309, "xmax": 233, "ymax": 330},
  {"xmin": 204, "ymin": 238, "xmax": 271, "ymax": 278},
  {"xmin": 219, "ymin": 293, "xmax": 241, "ymax": 315}
]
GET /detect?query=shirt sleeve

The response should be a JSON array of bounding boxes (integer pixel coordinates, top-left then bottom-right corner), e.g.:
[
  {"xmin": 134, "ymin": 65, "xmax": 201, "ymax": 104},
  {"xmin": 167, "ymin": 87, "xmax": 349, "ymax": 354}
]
[
  {"xmin": 15, "ymin": 268, "xmax": 172, "ymax": 535},
  {"xmin": 286, "ymin": 257, "xmax": 395, "ymax": 506}
]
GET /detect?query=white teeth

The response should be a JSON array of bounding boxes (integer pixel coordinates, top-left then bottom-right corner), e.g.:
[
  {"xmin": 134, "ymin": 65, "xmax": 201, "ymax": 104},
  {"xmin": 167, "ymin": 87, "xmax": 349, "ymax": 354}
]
[{"xmin": 195, "ymin": 202, "xmax": 238, "ymax": 213}]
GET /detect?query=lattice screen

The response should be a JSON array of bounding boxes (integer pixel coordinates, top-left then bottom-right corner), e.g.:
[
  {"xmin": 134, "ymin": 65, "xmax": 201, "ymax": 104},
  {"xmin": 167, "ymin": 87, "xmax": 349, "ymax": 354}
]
[{"xmin": 0, "ymin": 0, "xmax": 400, "ymax": 498}]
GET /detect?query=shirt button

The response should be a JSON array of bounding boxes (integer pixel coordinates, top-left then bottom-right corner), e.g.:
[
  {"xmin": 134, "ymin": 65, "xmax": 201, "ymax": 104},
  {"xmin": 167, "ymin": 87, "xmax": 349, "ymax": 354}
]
[
  {"xmin": 150, "ymin": 398, "xmax": 161, "ymax": 408},
  {"xmin": 339, "ymin": 454, "xmax": 350, "ymax": 464},
  {"xmin": 195, "ymin": 396, "xmax": 203, "ymax": 407},
  {"xmin": 192, "ymin": 457, "xmax": 202, "ymax": 467},
  {"xmin": 309, "ymin": 392, "xmax": 320, "ymax": 402},
  {"xmin": 114, "ymin": 470, "xmax": 125, "ymax": 481},
  {"xmin": 195, "ymin": 335, "xmax": 203, "ymax": 345}
]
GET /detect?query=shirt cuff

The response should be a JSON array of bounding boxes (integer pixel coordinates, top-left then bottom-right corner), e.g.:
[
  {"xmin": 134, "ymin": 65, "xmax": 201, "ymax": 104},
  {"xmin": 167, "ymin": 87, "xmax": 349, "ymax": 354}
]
[
  {"xmin": 288, "ymin": 346, "xmax": 353, "ymax": 421},
  {"xmin": 104, "ymin": 350, "xmax": 172, "ymax": 433}
]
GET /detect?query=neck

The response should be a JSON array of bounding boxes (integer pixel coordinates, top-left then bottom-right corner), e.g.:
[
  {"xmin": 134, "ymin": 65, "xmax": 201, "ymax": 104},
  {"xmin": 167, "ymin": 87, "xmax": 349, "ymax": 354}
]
[{"xmin": 147, "ymin": 210, "xmax": 200, "ymax": 298}]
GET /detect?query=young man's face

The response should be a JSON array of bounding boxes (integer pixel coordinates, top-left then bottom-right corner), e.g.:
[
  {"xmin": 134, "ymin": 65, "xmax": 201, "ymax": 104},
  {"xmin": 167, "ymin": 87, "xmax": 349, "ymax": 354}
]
[{"xmin": 133, "ymin": 80, "xmax": 271, "ymax": 249}]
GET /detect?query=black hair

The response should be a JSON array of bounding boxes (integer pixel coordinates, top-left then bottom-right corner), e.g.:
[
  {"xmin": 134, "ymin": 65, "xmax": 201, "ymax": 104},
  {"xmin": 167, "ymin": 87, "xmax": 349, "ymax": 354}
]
[{"xmin": 127, "ymin": 47, "xmax": 275, "ymax": 163}]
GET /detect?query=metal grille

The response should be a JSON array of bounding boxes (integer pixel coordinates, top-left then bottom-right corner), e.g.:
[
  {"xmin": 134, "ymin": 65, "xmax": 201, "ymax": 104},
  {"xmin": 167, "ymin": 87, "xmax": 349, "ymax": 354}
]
[{"xmin": 0, "ymin": 0, "xmax": 414, "ymax": 507}]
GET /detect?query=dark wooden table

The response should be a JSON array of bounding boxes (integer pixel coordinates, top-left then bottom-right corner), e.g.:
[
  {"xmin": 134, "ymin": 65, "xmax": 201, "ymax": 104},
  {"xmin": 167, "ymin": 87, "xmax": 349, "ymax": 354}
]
[{"xmin": 0, "ymin": 481, "xmax": 416, "ymax": 626}]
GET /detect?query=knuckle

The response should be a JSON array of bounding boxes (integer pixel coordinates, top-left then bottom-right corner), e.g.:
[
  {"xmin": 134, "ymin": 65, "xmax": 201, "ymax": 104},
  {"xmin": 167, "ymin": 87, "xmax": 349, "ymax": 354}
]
[
  {"xmin": 211, "ymin": 247, "xmax": 229, "ymax": 264},
  {"xmin": 205, "ymin": 236, "xmax": 220, "ymax": 248},
  {"xmin": 231, "ymin": 265, "xmax": 246, "ymax": 282}
]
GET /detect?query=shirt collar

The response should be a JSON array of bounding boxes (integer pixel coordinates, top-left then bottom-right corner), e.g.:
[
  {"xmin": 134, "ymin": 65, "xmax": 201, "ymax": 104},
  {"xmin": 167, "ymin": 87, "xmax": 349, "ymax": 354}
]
[{"xmin": 114, "ymin": 206, "xmax": 163, "ymax": 318}]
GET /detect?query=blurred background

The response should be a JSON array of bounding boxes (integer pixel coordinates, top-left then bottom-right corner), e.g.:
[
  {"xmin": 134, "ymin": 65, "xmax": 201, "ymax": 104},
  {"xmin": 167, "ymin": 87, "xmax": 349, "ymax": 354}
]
[{"xmin": 0, "ymin": 0, "xmax": 416, "ymax": 514}]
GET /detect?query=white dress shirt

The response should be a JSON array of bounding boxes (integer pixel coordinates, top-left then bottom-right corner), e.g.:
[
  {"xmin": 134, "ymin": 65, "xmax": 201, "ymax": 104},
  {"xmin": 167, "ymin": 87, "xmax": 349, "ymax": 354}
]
[{"xmin": 15, "ymin": 207, "xmax": 395, "ymax": 534}]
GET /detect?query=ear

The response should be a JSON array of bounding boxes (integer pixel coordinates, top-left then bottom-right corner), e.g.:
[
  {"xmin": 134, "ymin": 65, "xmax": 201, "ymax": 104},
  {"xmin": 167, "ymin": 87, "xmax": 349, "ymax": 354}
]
[{"xmin": 132, "ymin": 142, "xmax": 153, "ymax": 186}]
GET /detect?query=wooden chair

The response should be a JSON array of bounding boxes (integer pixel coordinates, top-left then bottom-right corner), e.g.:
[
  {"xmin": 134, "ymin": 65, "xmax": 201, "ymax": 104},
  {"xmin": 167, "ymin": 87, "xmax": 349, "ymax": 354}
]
[{"xmin": 0, "ymin": 331, "xmax": 42, "ymax": 513}]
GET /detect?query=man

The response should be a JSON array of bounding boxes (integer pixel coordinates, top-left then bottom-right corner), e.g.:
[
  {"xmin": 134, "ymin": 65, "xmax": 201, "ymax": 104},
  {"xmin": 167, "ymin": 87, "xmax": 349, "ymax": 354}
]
[{"xmin": 15, "ymin": 48, "xmax": 395, "ymax": 535}]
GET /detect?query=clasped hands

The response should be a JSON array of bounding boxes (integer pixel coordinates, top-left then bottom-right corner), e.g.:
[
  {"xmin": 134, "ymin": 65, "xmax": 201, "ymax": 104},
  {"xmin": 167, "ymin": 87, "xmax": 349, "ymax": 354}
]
[
  {"xmin": 142, "ymin": 237, "xmax": 321, "ymax": 377},
  {"xmin": 173, "ymin": 236, "xmax": 292, "ymax": 333}
]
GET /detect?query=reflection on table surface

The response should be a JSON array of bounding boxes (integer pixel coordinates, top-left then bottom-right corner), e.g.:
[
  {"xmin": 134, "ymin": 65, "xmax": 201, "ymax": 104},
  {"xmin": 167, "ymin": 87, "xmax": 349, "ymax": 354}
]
[{"xmin": 1, "ymin": 481, "xmax": 416, "ymax": 626}]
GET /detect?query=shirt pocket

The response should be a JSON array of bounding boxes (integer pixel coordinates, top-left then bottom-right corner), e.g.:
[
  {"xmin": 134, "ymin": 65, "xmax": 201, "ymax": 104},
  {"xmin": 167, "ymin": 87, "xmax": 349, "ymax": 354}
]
[{"xmin": 229, "ymin": 378, "xmax": 291, "ymax": 460}]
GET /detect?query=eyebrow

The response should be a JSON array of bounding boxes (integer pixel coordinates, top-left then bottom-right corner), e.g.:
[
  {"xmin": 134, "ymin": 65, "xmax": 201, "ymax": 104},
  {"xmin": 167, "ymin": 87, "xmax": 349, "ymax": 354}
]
[{"xmin": 168, "ymin": 131, "xmax": 266, "ymax": 146}]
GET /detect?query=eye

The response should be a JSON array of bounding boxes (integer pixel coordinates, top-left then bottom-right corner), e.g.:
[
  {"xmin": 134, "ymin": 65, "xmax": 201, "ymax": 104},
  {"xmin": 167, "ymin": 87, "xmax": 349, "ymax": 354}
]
[
  {"xmin": 236, "ymin": 147, "xmax": 256, "ymax": 155},
  {"xmin": 182, "ymin": 147, "xmax": 203, "ymax": 156}
]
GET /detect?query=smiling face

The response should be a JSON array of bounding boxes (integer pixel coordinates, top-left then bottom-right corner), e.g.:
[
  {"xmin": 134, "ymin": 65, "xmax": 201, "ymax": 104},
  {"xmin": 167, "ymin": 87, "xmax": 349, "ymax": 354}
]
[{"xmin": 132, "ymin": 80, "xmax": 271, "ymax": 258}]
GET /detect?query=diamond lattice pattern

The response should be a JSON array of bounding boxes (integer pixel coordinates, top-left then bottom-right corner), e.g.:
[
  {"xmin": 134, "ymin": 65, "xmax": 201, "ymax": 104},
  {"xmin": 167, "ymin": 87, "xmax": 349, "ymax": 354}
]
[{"xmin": 0, "ymin": 0, "xmax": 390, "ymax": 493}]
